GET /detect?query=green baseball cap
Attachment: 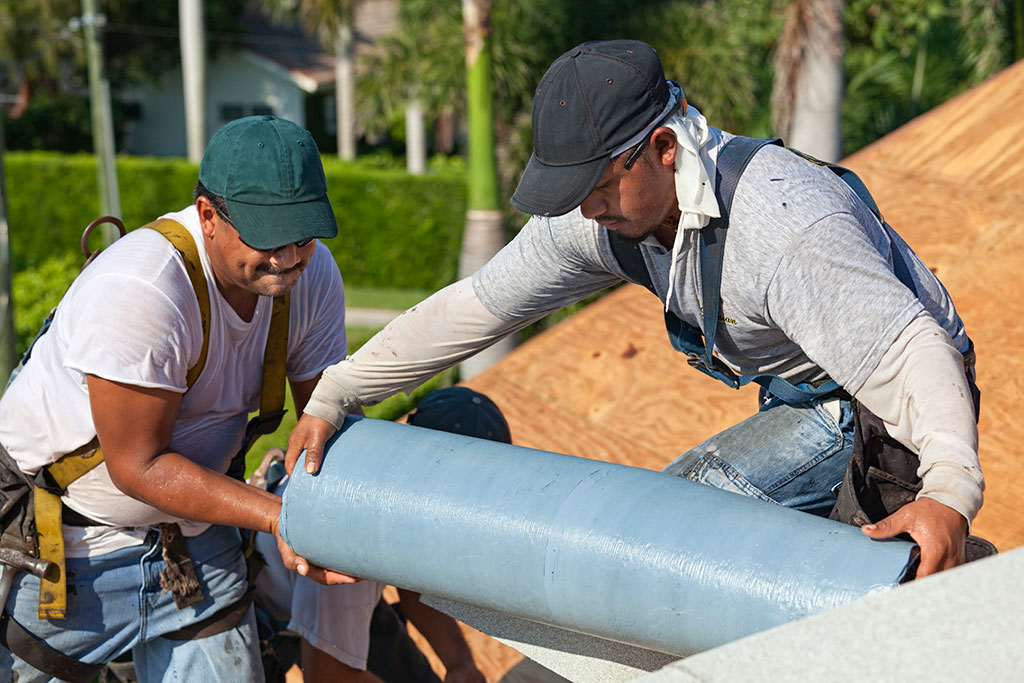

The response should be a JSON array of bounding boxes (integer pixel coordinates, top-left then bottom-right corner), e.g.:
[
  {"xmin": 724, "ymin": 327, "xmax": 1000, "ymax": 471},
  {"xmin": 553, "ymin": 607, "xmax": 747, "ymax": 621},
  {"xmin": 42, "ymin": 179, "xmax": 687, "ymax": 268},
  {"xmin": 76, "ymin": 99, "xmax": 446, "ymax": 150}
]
[{"xmin": 199, "ymin": 116, "xmax": 338, "ymax": 250}]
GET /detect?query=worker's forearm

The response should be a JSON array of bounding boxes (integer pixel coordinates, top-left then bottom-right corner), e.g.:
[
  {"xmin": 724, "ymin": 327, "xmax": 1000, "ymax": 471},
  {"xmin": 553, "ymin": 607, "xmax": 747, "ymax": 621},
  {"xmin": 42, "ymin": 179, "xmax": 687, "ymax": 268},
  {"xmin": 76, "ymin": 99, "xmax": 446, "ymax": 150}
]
[
  {"xmin": 305, "ymin": 278, "xmax": 540, "ymax": 427},
  {"xmin": 108, "ymin": 450, "xmax": 281, "ymax": 534},
  {"xmin": 853, "ymin": 312, "xmax": 983, "ymax": 522}
]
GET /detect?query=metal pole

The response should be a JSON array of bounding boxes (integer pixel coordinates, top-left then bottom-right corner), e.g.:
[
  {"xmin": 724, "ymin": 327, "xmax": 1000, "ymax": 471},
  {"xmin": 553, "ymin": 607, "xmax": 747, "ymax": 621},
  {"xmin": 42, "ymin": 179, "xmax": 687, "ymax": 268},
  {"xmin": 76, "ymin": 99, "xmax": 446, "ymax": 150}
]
[
  {"xmin": 0, "ymin": 113, "xmax": 17, "ymax": 388},
  {"xmin": 82, "ymin": 0, "xmax": 121, "ymax": 244},
  {"xmin": 179, "ymin": 0, "xmax": 207, "ymax": 163}
]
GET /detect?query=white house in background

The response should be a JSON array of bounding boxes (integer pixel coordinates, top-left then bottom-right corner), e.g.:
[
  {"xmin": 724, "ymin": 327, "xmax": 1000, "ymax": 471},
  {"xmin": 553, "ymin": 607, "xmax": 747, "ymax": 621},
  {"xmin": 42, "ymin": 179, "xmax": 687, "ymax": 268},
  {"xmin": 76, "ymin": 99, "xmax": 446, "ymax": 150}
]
[
  {"xmin": 117, "ymin": 2, "xmax": 397, "ymax": 157},
  {"xmin": 118, "ymin": 47, "xmax": 332, "ymax": 156}
]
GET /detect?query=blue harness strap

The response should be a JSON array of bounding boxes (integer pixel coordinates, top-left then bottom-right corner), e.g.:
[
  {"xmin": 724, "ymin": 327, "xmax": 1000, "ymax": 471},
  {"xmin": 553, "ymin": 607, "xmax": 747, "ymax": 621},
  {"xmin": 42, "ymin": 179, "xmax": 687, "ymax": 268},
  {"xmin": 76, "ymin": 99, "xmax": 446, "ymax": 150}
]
[{"xmin": 607, "ymin": 136, "xmax": 915, "ymax": 405}]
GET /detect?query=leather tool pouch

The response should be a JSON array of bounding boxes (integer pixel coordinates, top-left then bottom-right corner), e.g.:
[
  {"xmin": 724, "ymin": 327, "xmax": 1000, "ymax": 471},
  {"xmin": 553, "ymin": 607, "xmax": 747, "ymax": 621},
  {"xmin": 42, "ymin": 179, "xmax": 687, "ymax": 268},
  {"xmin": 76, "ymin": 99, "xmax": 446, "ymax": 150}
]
[
  {"xmin": 0, "ymin": 443, "xmax": 38, "ymax": 560},
  {"xmin": 829, "ymin": 347, "xmax": 995, "ymax": 566}
]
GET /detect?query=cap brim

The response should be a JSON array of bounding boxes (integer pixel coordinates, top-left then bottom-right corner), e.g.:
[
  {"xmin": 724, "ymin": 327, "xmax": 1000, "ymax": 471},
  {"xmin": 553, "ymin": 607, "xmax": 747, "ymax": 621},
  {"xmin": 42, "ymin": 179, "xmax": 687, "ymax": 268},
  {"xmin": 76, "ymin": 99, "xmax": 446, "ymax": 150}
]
[
  {"xmin": 224, "ymin": 194, "xmax": 338, "ymax": 250},
  {"xmin": 511, "ymin": 152, "xmax": 610, "ymax": 217}
]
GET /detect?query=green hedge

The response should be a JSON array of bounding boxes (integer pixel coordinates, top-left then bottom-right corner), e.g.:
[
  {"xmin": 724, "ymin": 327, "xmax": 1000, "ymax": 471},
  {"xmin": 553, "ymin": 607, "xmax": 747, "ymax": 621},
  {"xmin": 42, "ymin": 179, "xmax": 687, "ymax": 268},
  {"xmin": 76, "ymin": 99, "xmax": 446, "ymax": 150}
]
[{"xmin": 4, "ymin": 151, "xmax": 467, "ymax": 290}]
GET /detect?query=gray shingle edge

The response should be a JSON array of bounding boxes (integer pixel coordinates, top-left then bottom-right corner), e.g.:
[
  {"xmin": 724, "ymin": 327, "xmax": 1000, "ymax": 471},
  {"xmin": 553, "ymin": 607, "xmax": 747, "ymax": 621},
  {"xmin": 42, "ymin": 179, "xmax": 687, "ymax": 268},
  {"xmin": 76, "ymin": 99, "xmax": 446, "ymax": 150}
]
[{"xmin": 423, "ymin": 595, "xmax": 678, "ymax": 683}]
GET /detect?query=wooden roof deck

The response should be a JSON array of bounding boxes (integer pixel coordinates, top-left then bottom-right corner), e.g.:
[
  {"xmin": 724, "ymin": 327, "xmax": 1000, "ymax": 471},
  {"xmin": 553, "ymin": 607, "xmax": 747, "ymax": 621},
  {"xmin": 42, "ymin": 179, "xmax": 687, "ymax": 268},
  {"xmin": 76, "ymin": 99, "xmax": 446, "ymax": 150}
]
[{"xmin": 449, "ymin": 59, "xmax": 1024, "ymax": 681}]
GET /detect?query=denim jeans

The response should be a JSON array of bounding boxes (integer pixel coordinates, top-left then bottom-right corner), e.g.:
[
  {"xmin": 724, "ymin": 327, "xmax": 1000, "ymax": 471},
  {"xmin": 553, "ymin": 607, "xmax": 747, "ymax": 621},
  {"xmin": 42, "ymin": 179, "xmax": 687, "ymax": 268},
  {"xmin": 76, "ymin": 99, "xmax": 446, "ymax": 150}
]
[
  {"xmin": 662, "ymin": 396, "xmax": 854, "ymax": 517},
  {"xmin": 1, "ymin": 524, "xmax": 262, "ymax": 683}
]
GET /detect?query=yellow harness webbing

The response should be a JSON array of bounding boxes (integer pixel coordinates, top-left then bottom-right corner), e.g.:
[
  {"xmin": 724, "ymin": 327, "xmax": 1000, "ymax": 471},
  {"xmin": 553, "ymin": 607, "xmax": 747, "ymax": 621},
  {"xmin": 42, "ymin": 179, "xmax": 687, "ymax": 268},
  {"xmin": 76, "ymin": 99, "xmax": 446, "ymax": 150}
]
[
  {"xmin": 262, "ymin": 294, "xmax": 290, "ymax": 417},
  {"xmin": 33, "ymin": 219, "xmax": 288, "ymax": 619},
  {"xmin": 33, "ymin": 438, "xmax": 103, "ymax": 619},
  {"xmin": 148, "ymin": 219, "xmax": 213, "ymax": 388}
]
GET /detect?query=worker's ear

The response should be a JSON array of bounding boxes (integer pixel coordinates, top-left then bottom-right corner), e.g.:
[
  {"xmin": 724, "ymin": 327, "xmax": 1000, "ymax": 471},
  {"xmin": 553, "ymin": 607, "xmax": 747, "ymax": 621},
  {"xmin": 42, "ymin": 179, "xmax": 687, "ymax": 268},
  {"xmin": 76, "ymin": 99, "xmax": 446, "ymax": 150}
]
[
  {"xmin": 652, "ymin": 128, "xmax": 677, "ymax": 168},
  {"xmin": 195, "ymin": 196, "xmax": 217, "ymax": 240}
]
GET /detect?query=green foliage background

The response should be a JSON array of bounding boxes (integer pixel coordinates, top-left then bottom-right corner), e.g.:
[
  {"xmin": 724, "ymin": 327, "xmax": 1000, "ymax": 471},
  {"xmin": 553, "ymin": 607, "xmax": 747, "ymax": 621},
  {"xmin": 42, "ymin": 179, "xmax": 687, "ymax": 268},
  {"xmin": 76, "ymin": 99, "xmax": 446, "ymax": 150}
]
[{"xmin": 5, "ymin": 151, "xmax": 466, "ymax": 353}]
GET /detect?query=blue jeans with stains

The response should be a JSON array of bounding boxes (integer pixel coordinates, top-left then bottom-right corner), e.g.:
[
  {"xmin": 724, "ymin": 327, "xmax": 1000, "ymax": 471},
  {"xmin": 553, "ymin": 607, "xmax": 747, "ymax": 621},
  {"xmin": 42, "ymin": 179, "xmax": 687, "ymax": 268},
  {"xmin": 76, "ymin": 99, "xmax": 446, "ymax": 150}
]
[
  {"xmin": 0, "ymin": 524, "xmax": 262, "ymax": 683},
  {"xmin": 662, "ymin": 396, "xmax": 854, "ymax": 517}
]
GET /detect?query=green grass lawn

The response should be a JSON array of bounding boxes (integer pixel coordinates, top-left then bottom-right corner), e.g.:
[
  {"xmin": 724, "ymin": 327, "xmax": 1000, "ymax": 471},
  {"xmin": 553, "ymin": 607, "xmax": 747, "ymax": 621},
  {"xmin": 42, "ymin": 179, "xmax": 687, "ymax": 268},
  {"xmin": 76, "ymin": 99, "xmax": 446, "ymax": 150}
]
[{"xmin": 344, "ymin": 285, "xmax": 432, "ymax": 311}]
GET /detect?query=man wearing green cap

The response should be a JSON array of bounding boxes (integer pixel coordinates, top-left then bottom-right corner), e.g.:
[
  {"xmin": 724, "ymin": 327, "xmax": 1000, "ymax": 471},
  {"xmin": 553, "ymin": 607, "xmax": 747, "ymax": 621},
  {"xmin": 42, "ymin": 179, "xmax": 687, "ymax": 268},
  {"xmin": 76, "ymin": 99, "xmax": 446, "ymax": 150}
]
[
  {"xmin": 0, "ymin": 115, "xmax": 351, "ymax": 681},
  {"xmin": 289, "ymin": 40, "xmax": 984, "ymax": 582}
]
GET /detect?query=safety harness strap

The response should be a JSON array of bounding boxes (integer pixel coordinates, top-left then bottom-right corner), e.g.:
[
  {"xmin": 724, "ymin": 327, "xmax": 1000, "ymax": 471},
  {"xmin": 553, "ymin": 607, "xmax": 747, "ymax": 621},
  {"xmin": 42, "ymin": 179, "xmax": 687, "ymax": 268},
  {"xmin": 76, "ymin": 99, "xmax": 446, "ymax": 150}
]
[
  {"xmin": 144, "ymin": 218, "xmax": 213, "ymax": 388},
  {"xmin": 227, "ymin": 293, "xmax": 290, "ymax": 482},
  {"xmin": 608, "ymin": 136, "xmax": 914, "ymax": 405},
  {"xmin": 32, "ymin": 438, "xmax": 102, "ymax": 619}
]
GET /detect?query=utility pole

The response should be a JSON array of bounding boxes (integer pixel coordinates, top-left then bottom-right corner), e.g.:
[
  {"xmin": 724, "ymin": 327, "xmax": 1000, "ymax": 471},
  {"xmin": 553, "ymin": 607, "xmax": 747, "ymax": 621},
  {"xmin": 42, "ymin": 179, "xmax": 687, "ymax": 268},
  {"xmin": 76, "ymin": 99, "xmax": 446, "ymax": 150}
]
[
  {"xmin": 82, "ymin": 0, "xmax": 121, "ymax": 244},
  {"xmin": 0, "ymin": 112, "xmax": 17, "ymax": 388},
  {"xmin": 179, "ymin": 0, "xmax": 207, "ymax": 163}
]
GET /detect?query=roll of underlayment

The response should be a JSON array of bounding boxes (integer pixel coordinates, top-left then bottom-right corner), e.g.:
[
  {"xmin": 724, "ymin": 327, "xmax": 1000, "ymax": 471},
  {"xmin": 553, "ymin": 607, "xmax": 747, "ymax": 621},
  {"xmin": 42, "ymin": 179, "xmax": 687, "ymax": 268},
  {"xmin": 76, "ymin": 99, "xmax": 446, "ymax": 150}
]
[{"xmin": 280, "ymin": 416, "xmax": 916, "ymax": 657}]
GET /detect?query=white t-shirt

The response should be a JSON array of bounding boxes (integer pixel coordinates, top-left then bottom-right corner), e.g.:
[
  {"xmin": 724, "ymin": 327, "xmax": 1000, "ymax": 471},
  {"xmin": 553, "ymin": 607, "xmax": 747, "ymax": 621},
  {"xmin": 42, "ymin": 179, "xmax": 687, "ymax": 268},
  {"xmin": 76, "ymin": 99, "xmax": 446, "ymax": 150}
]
[{"xmin": 0, "ymin": 206, "xmax": 347, "ymax": 556}]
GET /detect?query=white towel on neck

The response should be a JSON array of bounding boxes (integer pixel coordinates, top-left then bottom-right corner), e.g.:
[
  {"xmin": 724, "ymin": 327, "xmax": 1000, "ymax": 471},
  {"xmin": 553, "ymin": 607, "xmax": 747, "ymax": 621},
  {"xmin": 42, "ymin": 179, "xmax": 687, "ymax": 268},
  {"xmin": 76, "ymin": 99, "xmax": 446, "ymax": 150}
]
[{"xmin": 661, "ymin": 83, "xmax": 721, "ymax": 311}]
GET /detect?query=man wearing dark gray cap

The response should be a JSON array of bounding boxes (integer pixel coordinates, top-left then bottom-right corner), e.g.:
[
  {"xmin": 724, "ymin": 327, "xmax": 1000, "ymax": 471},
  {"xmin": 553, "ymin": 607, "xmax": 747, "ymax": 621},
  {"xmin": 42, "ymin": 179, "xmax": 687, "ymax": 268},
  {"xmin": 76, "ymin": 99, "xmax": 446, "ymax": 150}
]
[
  {"xmin": 0, "ymin": 116, "xmax": 352, "ymax": 681},
  {"xmin": 293, "ymin": 41, "xmax": 983, "ymax": 582}
]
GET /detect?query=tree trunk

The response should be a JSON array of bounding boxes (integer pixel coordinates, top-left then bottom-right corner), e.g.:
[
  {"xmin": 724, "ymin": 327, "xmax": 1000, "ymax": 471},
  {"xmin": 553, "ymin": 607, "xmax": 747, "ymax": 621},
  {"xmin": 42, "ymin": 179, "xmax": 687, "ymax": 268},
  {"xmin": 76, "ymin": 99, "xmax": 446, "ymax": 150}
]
[
  {"xmin": 179, "ymin": 0, "xmax": 207, "ymax": 163},
  {"xmin": 335, "ymin": 21, "xmax": 356, "ymax": 160},
  {"xmin": 459, "ymin": 0, "xmax": 511, "ymax": 379},
  {"xmin": 435, "ymin": 111, "xmax": 455, "ymax": 154},
  {"xmin": 773, "ymin": 0, "xmax": 845, "ymax": 162},
  {"xmin": 405, "ymin": 99, "xmax": 426, "ymax": 174}
]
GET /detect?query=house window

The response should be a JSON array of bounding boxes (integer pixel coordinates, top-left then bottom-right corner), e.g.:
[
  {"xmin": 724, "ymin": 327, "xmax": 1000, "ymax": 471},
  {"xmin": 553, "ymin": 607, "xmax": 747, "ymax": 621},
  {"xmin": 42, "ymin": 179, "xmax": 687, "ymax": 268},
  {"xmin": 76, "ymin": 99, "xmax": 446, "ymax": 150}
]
[
  {"xmin": 221, "ymin": 104, "xmax": 245, "ymax": 122},
  {"xmin": 324, "ymin": 97, "xmax": 336, "ymax": 135},
  {"xmin": 122, "ymin": 101, "xmax": 143, "ymax": 121}
]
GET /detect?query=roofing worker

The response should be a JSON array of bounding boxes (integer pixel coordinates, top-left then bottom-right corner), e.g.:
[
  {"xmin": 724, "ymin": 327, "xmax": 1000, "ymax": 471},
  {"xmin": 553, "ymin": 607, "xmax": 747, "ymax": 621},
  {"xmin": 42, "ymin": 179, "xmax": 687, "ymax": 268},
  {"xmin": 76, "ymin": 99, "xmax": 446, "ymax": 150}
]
[
  {"xmin": 289, "ymin": 40, "xmax": 983, "ymax": 579},
  {"xmin": 252, "ymin": 386, "xmax": 500, "ymax": 683},
  {"xmin": 0, "ymin": 115, "xmax": 353, "ymax": 682}
]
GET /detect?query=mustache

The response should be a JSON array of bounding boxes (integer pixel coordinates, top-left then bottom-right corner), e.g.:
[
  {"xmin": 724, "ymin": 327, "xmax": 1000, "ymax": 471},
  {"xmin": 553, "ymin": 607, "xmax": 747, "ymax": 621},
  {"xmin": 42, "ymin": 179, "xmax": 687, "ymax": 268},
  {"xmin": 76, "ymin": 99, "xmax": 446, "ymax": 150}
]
[
  {"xmin": 255, "ymin": 261, "xmax": 304, "ymax": 276},
  {"xmin": 596, "ymin": 215, "xmax": 628, "ymax": 225}
]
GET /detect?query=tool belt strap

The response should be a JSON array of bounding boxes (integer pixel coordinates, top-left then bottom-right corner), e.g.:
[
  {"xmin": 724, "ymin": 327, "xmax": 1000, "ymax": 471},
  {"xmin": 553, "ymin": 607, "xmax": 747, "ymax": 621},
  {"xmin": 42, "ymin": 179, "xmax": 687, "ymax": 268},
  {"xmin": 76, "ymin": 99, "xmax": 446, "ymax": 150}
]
[
  {"xmin": 0, "ymin": 612, "xmax": 103, "ymax": 683},
  {"xmin": 32, "ymin": 438, "xmax": 102, "ymax": 620}
]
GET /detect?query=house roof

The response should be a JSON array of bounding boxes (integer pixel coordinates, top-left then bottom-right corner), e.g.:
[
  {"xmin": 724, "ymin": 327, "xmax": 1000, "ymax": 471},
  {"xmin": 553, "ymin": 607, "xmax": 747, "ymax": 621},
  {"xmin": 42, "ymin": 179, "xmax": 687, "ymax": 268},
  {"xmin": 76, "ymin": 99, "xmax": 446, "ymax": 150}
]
[{"xmin": 237, "ymin": 1, "xmax": 398, "ymax": 93}]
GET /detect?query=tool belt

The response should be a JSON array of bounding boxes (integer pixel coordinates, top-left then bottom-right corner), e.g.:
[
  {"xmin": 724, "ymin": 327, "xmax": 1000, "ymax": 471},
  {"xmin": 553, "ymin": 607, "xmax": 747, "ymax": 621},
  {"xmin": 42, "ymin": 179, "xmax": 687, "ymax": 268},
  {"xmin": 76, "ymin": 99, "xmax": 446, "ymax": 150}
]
[
  {"xmin": 0, "ymin": 515, "xmax": 259, "ymax": 683},
  {"xmin": 2, "ymin": 447, "xmax": 265, "ymax": 682}
]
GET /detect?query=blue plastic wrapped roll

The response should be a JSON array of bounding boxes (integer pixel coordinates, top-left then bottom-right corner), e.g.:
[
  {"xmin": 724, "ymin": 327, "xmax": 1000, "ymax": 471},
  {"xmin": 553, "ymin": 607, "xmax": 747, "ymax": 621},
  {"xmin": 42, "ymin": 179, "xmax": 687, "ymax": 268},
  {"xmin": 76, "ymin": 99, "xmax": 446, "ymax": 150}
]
[{"xmin": 280, "ymin": 416, "xmax": 916, "ymax": 656}]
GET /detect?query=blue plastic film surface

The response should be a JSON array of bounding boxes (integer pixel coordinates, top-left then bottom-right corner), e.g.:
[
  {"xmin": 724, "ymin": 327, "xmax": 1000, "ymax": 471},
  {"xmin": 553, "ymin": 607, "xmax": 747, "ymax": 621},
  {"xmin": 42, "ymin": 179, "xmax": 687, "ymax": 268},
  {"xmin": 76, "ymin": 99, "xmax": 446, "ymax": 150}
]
[{"xmin": 281, "ymin": 416, "xmax": 915, "ymax": 656}]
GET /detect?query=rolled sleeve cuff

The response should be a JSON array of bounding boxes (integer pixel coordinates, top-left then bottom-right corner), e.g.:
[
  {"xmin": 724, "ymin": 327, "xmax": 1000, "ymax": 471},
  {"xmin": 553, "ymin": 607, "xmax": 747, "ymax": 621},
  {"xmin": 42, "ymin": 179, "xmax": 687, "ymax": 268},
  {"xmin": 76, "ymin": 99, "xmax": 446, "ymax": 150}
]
[
  {"xmin": 917, "ymin": 461, "xmax": 985, "ymax": 526},
  {"xmin": 303, "ymin": 367, "xmax": 360, "ymax": 429}
]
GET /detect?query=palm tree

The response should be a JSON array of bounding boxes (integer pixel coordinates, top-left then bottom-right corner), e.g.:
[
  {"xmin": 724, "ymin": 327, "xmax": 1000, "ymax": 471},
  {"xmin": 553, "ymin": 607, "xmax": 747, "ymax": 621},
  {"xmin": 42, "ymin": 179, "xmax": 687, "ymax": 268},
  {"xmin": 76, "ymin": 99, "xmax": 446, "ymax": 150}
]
[
  {"xmin": 772, "ymin": 0, "xmax": 845, "ymax": 162},
  {"xmin": 265, "ymin": 0, "xmax": 359, "ymax": 159},
  {"xmin": 458, "ymin": 0, "xmax": 511, "ymax": 378}
]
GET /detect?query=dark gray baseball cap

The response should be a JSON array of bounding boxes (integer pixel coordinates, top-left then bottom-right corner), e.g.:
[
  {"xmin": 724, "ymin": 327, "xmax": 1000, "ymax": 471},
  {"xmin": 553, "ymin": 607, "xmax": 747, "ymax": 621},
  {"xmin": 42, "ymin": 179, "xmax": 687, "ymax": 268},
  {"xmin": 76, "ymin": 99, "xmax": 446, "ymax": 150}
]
[{"xmin": 511, "ymin": 40, "xmax": 670, "ymax": 217}]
